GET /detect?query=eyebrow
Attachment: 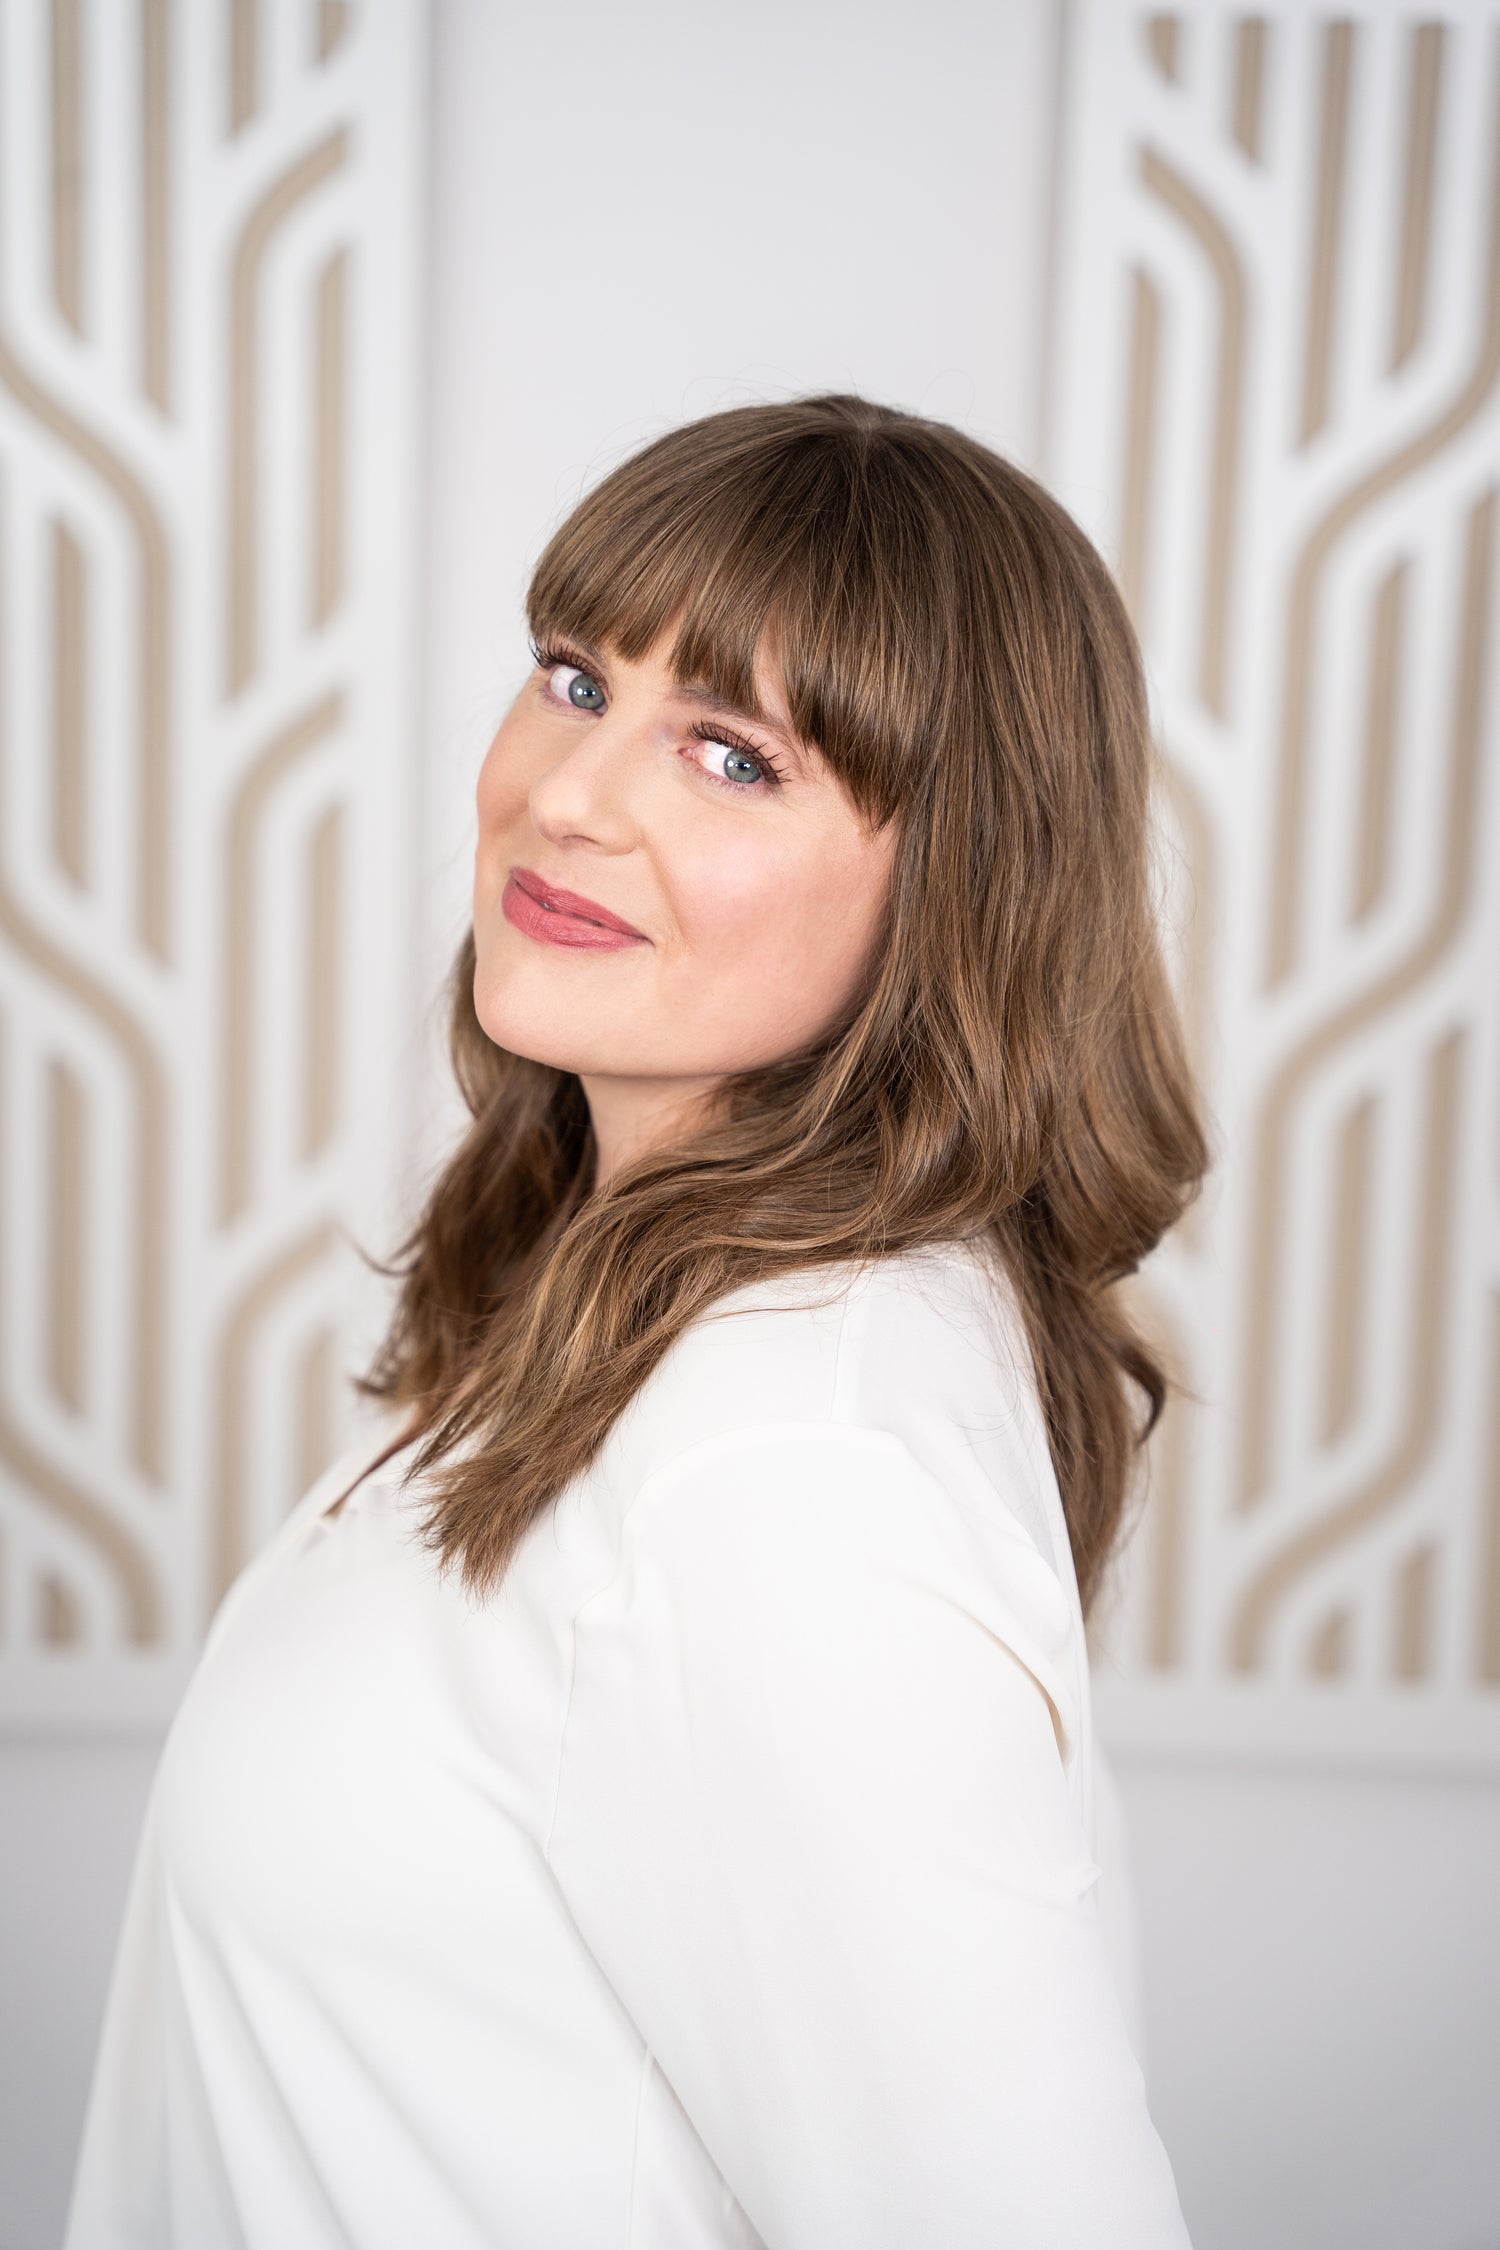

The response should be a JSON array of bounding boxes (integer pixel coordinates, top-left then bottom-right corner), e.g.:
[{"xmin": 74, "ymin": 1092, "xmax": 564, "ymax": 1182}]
[{"xmin": 674, "ymin": 676, "xmax": 777, "ymax": 733}]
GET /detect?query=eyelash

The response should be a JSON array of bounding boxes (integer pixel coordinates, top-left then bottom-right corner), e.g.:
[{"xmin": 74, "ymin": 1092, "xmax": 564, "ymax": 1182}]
[
  {"xmin": 528, "ymin": 637, "xmax": 786, "ymax": 793},
  {"xmin": 685, "ymin": 718, "xmax": 787, "ymax": 793}
]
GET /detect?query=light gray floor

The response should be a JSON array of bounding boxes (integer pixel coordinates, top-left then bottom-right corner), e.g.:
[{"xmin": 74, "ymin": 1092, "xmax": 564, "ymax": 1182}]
[
  {"xmin": 1, "ymin": 1738, "xmax": 161, "ymax": 2250},
  {"xmin": 4, "ymin": 1740, "xmax": 1498, "ymax": 2250},
  {"xmin": 1122, "ymin": 1757, "xmax": 1500, "ymax": 2250}
]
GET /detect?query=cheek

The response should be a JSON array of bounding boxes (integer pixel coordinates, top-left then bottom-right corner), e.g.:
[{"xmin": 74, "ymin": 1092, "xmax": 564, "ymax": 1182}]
[
  {"xmin": 475, "ymin": 724, "xmax": 527, "ymax": 831},
  {"xmin": 669, "ymin": 834, "xmax": 779, "ymax": 936},
  {"xmin": 669, "ymin": 826, "xmax": 886, "ymax": 1020}
]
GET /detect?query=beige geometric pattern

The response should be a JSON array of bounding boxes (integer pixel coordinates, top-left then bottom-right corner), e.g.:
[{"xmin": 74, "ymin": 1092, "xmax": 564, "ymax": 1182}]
[
  {"xmin": 1052, "ymin": 3, "xmax": 1500, "ymax": 1766},
  {"xmin": 0, "ymin": 0, "xmax": 424, "ymax": 1726}
]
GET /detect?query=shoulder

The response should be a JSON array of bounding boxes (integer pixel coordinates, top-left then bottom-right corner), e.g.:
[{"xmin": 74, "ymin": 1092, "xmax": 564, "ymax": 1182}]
[
  {"xmin": 594, "ymin": 1238, "xmax": 1084, "ymax": 1762},
  {"xmin": 611, "ymin": 1237, "xmax": 1072, "ymax": 1588}
]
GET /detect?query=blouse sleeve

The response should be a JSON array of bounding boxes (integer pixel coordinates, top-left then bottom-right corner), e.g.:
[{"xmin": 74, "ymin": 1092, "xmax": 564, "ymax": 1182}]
[{"xmin": 546, "ymin": 1422, "xmax": 1192, "ymax": 2250}]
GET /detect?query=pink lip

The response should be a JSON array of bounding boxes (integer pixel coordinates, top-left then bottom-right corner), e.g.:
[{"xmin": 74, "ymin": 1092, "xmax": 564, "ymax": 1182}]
[{"xmin": 501, "ymin": 866, "xmax": 648, "ymax": 952}]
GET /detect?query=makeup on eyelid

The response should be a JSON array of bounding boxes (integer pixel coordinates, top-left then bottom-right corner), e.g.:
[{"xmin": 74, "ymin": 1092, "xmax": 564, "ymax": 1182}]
[{"xmin": 532, "ymin": 641, "xmax": 788, "ymax": 792}]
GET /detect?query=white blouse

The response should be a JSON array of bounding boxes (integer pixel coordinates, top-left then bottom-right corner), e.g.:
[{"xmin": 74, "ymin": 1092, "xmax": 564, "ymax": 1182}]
[{"xmin": 66, "ymin": 1241, "xmax": 1191, "ymax": 2249}]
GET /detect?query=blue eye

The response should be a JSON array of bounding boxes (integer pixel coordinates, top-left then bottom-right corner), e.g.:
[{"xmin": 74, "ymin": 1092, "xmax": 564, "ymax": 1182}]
[
  {"xmin": 687, "ymin": 723, "xmax": 784, "ymax": 793},
  {"xmin": 706, "ymin": 742, "xmax": 763, "ymax": 786},
  {"xmin": 547, "ymin": 662, "xmax": 605, "ymax": 711}
]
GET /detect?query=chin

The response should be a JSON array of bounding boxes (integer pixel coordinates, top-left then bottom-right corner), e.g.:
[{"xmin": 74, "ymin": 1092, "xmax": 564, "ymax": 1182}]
[
  {"xmin": 471, "ymin": 944, "xmax": 798, "ymax": 1085},
  {"xmin": 473, "ymin": 985, "xmax": 582, "ymax": 1075},
  {"xmin": 471, "ymin": 975, "xmax": 626, "ymax": 1079}
]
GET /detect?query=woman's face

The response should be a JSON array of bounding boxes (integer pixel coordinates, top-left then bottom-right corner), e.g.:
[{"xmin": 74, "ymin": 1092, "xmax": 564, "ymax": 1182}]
[{"xmin": 472, "ymin": 634, "xmax": 896, "ymax": 1103}]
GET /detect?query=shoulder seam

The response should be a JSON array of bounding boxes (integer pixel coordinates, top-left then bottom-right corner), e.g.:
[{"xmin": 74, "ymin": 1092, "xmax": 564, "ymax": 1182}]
[{"xmin": 542, "ymin": 1420, "xmax": 920, "ymax": 1869}]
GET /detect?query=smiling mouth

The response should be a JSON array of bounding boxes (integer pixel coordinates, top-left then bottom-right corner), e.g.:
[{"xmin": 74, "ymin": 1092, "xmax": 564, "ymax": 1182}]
[{"xmin": 502, "ymin": 866, "xmax": 648, "ymax": 951}]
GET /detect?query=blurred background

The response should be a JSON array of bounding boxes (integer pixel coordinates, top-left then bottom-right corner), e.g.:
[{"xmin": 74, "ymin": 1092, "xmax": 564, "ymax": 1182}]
[{"xmin": 1, "ymin": 2, "xmax": 1498, "ymax": 2245}]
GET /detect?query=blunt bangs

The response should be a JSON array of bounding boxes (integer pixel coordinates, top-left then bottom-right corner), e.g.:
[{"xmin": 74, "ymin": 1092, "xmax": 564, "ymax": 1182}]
[{"xmin": 525, "ymin": 403, "xmax": 960, "ymax": 825}]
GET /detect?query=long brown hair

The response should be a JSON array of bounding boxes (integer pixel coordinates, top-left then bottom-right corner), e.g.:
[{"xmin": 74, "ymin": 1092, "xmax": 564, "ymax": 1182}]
[{"xmin": 363, "ymin": 394, "xmax": 1208, "ymax": 1614}]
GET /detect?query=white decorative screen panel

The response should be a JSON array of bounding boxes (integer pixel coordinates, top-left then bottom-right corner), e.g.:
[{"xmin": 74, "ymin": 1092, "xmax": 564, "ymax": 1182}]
[
  {"xmin": 0, "ymin": 0, "xmax": 425, "ymax": 1726},
  {"xmin": 1052, "ymin": 2, "xmax": 1500, "ymax": 1766}
]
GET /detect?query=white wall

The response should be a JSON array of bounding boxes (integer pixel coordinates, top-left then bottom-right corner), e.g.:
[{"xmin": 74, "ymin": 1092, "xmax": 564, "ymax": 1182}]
[
  {"xmin": 5, "ymin": 5, "xmax": 1498, "ymax": 2248},
  {"xmin": 415, "ymin": 0, "xmax": 1058, "ymax": 1054}
]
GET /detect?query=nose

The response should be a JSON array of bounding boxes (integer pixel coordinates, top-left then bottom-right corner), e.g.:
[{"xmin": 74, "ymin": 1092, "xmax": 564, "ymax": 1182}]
[{"xmin": 527, "ymin": 714, "xmax": 642, "ymax": 855}]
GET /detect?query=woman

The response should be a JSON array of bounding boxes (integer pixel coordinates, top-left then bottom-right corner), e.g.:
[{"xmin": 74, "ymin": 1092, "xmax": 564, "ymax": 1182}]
[{"xmin": 68, "ymin": 394, "xmax": 1206, "ymax": 2247}]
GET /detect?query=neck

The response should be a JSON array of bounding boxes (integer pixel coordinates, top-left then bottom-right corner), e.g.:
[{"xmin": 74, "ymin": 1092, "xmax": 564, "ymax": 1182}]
[{"xmin": 580, "ymin": 1073, "xmax": 722, "ymax": 1191}]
